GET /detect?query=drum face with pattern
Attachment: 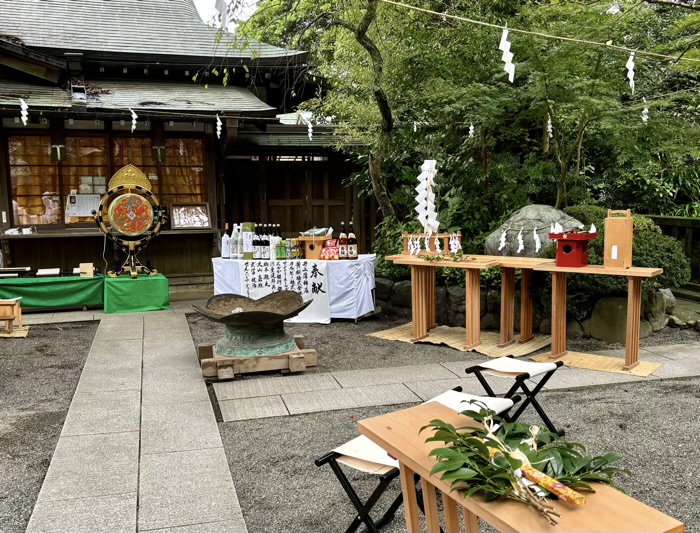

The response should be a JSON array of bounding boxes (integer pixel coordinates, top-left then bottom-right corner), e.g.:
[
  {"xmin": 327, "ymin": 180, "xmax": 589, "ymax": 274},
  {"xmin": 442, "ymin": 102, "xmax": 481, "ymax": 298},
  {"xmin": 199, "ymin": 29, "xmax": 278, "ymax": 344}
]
[{"xmin": 108, "ymin": 193, "xmax": 154, "ymax": 236}]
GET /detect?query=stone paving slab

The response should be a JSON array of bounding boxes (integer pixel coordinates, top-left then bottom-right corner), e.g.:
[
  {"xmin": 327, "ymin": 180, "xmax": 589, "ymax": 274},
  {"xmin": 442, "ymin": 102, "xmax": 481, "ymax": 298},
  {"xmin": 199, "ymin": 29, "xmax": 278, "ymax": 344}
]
[
  {"xmin": 541, "ymin": 366, "xmax": 647, "ymax": 391},
  {"xmin": 213, "ymin": 373, "xmax": 340, "ymax": 401},
  {"xmin": 38, "ymin": 431, "xmax": 139, "ymax": 502},
  {"xmin": 61, "ymin": 389, "xmax": 141, "ymax": 436},
  {"xmin": 141, "ymin": 401, "xmax": 222, "ymax": 455},
  {"xmin": 76, "ymin": 363, "xmax": 142, "ymax": 393},
  {"xmin": 648, "ymin": 356, "xmax": 700, "ymax": 379},
  {"xmin": 26, "ymin": 493, "xmax": 136, "ymax": 533},
  {"xmin": 142, "ymin": 347, "xmax": 201, "ymax": 373},
  {"xmin": 282, "ymin": 383, "xmax": 420, "ymax": 415},
  {"xmin": 88, "ymin": 339, "xmax": 143, "ymax": 361},
  {"xmin": 404, "ymin": 377, "xmax": 480, "ymax": 401},
  {"xmin": 141, "ymin": 370, "xmax": 209, "ymax": 406},
  {"xmin": 138, "ymin": 448, "xmax": 243, "ymax": 531},
  {"xmin": 331, "ymin": 364, "xmax": 457, "ymax": 388},
  {"xmin": 93, "ymin": 324, "xmax": 145, "ymax": 341},
  {"xmin": 140, "ymin": 518, "xmax": 247, "ymax": 533},
  {"xmin": 218, "ymin": 395, "xmax": 290, "ymax": 422},
  {"xmin": 642, "ymin": 343, "xmax": 700, "ymax": 360}
]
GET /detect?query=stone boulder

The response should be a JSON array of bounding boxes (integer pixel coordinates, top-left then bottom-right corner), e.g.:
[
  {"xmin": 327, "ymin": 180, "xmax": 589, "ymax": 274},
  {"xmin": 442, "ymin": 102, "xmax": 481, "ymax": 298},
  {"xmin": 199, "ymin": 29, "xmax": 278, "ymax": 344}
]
[
  {"xmin": 644, "ymin": 291, "xmax": 666, "ymax": 332},
  {"xmin": 567, "ymin": 319, "xmax": 584, "ymax": 338},
  {"xmin": 659, "ymin": 288, "xmax": 675, "ymax": 315},
  {"xmin": 484, "ymin": 204, "xmax": 584, "ymax": 257},
  {"xmin": 590, "ymin": 296, "xmax": 653, "ymax": 344},
  {"xmin": 375, "ymin": 277, "xmax": 394, "ymax": 301},
  {"xmin": 391, "ymin": 280, "xmax": 412, "ymax": 308}
]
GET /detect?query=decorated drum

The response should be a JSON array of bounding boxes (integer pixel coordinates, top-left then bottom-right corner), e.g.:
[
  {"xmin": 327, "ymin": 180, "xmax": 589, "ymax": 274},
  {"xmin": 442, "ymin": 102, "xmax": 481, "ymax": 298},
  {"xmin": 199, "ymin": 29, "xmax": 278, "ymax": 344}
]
[{"xmin": 108, "ymin": 193, "xmax": 154, "ymax": 236}]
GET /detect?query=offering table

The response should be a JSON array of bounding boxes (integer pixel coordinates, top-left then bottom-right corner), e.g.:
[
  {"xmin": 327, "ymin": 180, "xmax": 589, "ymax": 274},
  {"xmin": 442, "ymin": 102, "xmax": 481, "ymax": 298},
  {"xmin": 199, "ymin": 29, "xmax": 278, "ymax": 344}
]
[
  {"xmin": 358, "ymin": 402, "xmax": 684, "ymax": 533},
  {"xmin": 532, "ymin": 263, "xmax": 662, "ymax": 370},
  {"xmin": 385, "ymin": 255, "xmax": 497, "ymax": 348}
]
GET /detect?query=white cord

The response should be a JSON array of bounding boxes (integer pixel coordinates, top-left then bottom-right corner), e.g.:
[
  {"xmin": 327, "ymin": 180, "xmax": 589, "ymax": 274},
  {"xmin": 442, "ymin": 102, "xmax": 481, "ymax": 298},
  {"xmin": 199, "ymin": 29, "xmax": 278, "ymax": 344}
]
[{"xmin": 102, "ymin": 233, "xmax": 109, "ymax": 274}]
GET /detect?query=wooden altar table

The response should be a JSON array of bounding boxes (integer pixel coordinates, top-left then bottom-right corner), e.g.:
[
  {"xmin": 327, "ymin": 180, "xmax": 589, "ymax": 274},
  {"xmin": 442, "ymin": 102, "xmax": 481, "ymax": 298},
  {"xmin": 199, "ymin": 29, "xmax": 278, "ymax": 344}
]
[
  {"xmin": 533, "ymin": 263, "xmax": 662, "ymax": 370},
  {"xmin": 385, "ymin": 255, "xmax": 497, "ymax": 348},
  {"xmin": 358, "ymin": 402, "xmax": 684, "ymax": 533}
]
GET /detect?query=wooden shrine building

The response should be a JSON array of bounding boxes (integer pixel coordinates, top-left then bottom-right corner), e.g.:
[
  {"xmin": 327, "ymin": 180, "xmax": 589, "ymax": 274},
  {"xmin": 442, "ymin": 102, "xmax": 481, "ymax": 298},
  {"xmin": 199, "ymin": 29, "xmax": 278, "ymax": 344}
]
[{"xmin": 0, "ymin": 0, "xmax": 367, "ymax": 287}]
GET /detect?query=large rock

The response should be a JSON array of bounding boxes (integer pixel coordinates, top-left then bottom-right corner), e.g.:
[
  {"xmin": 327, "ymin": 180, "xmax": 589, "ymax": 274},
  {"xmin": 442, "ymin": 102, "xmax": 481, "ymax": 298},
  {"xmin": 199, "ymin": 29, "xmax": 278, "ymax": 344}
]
[
  {"xmin": 644, "ymin": 291, "xmax": 666, "ymax": 332},
  {"xmin": 436, "ymin": 286, "xmax": 448, "ymax": 325},
  {"xmin": 539, "ymin": 317, "xmax": 551, "ymax": 335},
  {"xmin": 486, "ymin": 290, "xmax": 501, "ymax": 316},
  {"xmin": 375, "ymin": 277, "xmax": 394, "ymax": 301},
  {"xmin": 391, "ymin": 280, "xmax": 412, "ymax": 308},
  {"xmin": 481, "ymin": 313, "xmax": 498, "ymax": 330},
  {"xmin": 567, "ymin": 319, "xmax": 584, "ymax": 339},
  {"xmin": 589, "ymin": 297, "xmax": 655, "ymax": 343},
  {"xmin": 484, "ymin": 204, "xmax": 584, "ymax": 257},
  {"xmin": 446, "ymin": 284, "xmax": 465, "ymax": 327},
  {"xmin": 659, "ymin": 288, "xmax": 675, "ymax": 315}
]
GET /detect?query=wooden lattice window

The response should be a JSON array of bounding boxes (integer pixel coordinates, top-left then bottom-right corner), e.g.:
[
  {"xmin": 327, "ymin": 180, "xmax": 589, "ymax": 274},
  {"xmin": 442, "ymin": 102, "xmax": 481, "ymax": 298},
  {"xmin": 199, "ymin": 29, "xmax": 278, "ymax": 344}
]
[
  {"xmin": 62, "ymin": 136, "xmax": 109, "ymax": 223},
  {"xmin": 8, "ymin": 135, "xmax": 61, "ymax": 225},
  {"xmin": 161, "ymin": 139, "xmax": 206, "ymax": 203}
]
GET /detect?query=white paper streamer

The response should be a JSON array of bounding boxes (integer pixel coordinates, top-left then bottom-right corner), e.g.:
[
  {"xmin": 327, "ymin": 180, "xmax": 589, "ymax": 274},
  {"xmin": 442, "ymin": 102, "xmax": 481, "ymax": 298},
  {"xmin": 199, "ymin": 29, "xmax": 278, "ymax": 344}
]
[
  {"xmin": 626, "ymin": 52, "xmax": 635, "ymax": 94},
  {"xmin": 216, "ymin": 115, "xmax": 223, "ymax": 138},
  {"xmin": 547, "ymin": 114, "xmax": 553, "ymax": 138},
  {"xmin": 19, "ymin": 98, "xmax": 28, "ymax": 126},
  {"xmin": 415, "ymin": 160, "xmax": 440, "ymax": 235},
  {"xmin": 499, "ymin": 28, "xmax": 515, "ymax": 83},
  {"xmin": 553, "ymin": 222, "xmax": 564, "ymax": 234},
  {"xmin": 533, "ymin": 229, "xmax": 541, "ymax": 253},
  {"xmin": 308, "ymin": 122, "xmax": 313, "ymax": 140},
  {"xmin": 641, "ymin": 97, "xmax": 649, "ymax": 124},
  {"xmin": 424, "ymin": 234, "xmax": 432, "ymax": 253},
  {"xmin": 469, "ymin": 123, "xmax": 475, "ymax": 138},
  {"xmin": 516, "ymin": 228, "xmax": 524, "ymax": 254},
  {"xmin": 434, "ymin": 235, "xmax": 442, "ymax": 254},
  {"xmin": 498, "ymin": 230, "xmax": 507, "ymax": 251},
  {"xmin": 449, "ymin": 233, "xmax": 462, "ymax": 254},
  {"xmin": 590, "ymin": 223, "xmax": 597, "ymax": 234},
  {"xmin": 129, "ymin": 108, "xmax": 138, "ymax": 132}
]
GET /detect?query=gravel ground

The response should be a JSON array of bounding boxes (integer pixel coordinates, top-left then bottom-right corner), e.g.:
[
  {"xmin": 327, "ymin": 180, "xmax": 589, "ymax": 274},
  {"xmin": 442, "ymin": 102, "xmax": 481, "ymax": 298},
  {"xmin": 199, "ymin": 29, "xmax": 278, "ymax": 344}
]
[
  {"xmin": 187, "ymin": 313, "xmax": 700, "ymax": 373},
  {"xmin": 220, "ymin": 378, "xmax": 700, "ymax": 533},
  {"xmin": 0, "ymin": 321, "xmax": 97, "ymax": 533}
]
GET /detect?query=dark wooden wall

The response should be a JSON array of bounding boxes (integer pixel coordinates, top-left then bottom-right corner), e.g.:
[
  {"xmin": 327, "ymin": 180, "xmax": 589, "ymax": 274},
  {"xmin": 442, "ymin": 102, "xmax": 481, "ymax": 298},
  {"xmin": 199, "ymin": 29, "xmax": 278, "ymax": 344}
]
[{"xmin": 647, "ymin": 215, "xmax": 700, "ymax": 283}]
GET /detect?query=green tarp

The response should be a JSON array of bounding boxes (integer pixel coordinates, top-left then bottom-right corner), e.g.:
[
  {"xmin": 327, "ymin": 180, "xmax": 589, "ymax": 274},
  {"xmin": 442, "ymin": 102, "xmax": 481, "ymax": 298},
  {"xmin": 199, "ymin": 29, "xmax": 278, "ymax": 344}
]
[
  {"xmin": 103, "ymin": 274, "xmax": 170, "ymax": 314},
  {"xmin": 0, "ymin": 275, "xmax": 104, "ymax": 309}
]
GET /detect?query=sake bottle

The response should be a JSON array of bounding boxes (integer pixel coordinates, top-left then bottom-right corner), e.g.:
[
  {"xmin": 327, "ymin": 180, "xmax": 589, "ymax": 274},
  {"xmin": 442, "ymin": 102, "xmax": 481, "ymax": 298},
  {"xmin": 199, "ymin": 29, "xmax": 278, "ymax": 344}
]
[{"xmin": 221, "ymin": 223, "xmax": 231, "ymax": 259}]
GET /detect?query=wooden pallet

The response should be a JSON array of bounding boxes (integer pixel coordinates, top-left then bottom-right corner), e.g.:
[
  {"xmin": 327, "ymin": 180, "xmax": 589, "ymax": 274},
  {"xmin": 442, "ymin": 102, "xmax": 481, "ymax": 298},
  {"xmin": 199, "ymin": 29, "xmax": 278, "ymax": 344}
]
[{"xmin": 197, "ymin": 335, "xmax": 318, "ymax": 381}]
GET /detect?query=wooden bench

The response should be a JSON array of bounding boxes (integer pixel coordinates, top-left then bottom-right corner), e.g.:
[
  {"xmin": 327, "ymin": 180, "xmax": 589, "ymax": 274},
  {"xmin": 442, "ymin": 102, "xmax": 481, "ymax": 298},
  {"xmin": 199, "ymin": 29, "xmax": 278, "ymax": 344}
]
[{"xmin": 358, "ymin": 402, "xmax": 684, "ymax": 532}]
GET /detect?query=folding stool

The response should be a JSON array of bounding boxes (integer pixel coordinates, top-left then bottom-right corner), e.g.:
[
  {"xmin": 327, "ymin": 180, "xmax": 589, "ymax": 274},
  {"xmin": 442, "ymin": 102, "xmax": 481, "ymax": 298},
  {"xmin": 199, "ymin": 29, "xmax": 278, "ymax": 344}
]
[
  {"xmin": 465, "ymin": 355, "xmax": 564, "ymax": 435},
  {"xmin": 315, "ymin": 387, "xmax": 520, "ymax": 533}
]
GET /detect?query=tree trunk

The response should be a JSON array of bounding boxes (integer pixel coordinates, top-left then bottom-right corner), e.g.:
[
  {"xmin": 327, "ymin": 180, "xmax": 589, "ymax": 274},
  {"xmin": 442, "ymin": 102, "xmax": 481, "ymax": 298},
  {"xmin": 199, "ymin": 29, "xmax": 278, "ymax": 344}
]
[{"xmin": 369, "ymin": 133, "xmax": 395, "ymax": 219}]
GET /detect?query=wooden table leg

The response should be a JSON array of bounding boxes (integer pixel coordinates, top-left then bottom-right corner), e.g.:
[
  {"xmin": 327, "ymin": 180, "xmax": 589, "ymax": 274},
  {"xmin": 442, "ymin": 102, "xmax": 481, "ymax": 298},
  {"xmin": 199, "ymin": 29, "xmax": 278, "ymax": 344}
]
[
  {"xmin": 443, "ymin": 492, "xmax": 460, "ymax": 533},
  {"xmin": 421, "ymin": 477, "xmax": 440, "ymax": 533},
  {"xmin": 625, "ymin": 276, "xmax": 642, "ymax": 370},
  {"xmin": 410, "ymin": 266, "xmax": 429, "ymax": 342},
  {"xmin": 518, "ymin": 268, "xmax": 534, "ymax": 343},
  {"xmin": 498, "ymin": 267, "xmax": 516, "ymax": 347},
  {"xmin": 399, "ymin": 464, "xmax": 420, "ymax": 533},
  {"xmin": 550, "ymin": 271, "xmax": 568, "ymax": 359},
  {"xmin": 465, "ymin": 268, "xmax": 482, "ymax": 349},
  {"xmin": 428, "ymin": 267, "xmax": 437, "ymax": 329},
  {"xmin": 462, "ymin": 506, "xmax": 479, "ymax": 533}
]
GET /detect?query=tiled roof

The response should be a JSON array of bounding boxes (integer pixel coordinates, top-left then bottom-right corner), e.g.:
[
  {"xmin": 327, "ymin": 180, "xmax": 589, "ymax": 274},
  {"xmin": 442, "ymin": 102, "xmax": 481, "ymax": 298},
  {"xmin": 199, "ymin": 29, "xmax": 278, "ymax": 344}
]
[
  {"xmin": 88, "ymin": 80, "xmax": 275, "ymax": 114},
  {"xmin": 0, "ymin": 0, "xmax": 305, "ymax": 64},
  {"xmin": 0, "ymin": 78, "xmax": 275, "ymax": 114},
  {"xmin": 0, "ymin": 79, "xmax": 71, "ymax": 108}
]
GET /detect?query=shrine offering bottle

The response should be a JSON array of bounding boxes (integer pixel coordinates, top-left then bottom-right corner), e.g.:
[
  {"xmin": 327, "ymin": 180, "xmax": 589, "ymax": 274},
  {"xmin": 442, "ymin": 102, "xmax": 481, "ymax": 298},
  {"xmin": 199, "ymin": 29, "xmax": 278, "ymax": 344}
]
[
  {"xmin": 338, "ymin": 221, "xmax": 348, "ymax": 259},
  {"xmin": 348, "ymin": 220, "xmax": 358, "ymax": 259},
  {"xmin": 260, "ymin": 224, "xmax": 269, "ymax": 260},
  {"xmin": 221, "ymin": 223, "xmax": 231, "ymax": 259},
  {"xmin": 236, "ymin": 224, "xmax": 244, "ymax": 259},
  {"xmin": 229, "ymin": 223, "xmax": 239, "ymax": 259},
  {"xmin": 253, "ymin": 226, "xmax": 261, "ymax": 260}
]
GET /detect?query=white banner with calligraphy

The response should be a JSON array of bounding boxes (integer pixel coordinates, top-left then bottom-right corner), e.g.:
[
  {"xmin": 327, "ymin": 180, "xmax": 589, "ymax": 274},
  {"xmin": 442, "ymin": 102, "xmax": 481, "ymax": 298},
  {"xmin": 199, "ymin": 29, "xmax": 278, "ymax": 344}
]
[{"xmin": 237, "ymin": 260, "xmax": 331, "ymax": 324}]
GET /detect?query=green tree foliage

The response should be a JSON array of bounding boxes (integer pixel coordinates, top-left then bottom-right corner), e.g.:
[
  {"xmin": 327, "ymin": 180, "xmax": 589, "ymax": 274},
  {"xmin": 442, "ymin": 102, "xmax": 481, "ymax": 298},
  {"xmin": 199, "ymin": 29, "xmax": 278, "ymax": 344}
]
[{"xmin": 238, "ymin": 0, "xmax": 700, "ymax": 240}]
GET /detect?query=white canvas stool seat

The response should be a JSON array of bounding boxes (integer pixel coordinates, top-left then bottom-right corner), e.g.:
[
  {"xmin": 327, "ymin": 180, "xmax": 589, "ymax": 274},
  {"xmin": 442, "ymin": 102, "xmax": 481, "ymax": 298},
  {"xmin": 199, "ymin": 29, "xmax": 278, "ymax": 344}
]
[
  {"xmin": 315, "ymin": 387, "xmax": 519, "ymax": 533},
  {"xmin": 465, "ymin": 355, "xmax": 564, "ymax": 435}
]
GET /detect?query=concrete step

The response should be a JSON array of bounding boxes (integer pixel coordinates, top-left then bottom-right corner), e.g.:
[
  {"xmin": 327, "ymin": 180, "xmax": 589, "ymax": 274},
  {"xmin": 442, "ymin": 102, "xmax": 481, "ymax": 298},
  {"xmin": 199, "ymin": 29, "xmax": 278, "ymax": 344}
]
[{"xmin": 672, "ymin": 287, "xmax": 700, "ymax": 303}]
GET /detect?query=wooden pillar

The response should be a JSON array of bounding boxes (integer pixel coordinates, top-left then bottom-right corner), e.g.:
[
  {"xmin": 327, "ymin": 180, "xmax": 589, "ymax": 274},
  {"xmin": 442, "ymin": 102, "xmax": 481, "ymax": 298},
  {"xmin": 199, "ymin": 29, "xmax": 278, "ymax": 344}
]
[
  {"xmin": 550, "ymin": 272, "xmax": 568, "ymax": 359},
  {"xmin": 465, "ymin": 268, "xmax": 482, "ymax": 349},
  {"xmin": 462, "ymin": 506, "xmax": 479, "ymax": 533},
  {"xmin": 410, "ymin": 266, "xmax": 429, "ymax": 341},
  {"xmin": 625, "ymin": 276, "xmax": 642, "ymax": 370},
  {"xmin": 428, "ymin": 267, "xmax": 437, "ymax": 329},
  {"xmin": 421, "ymin": 478, "xmax": 440, "ymax": 533},
  {"xmin": 498, "ymin": 267, "xmax": 516, "ymax": 347},
  {"xmin": 399, "ymin": 464, "xmax": 420, "ymax": 533},
  {"xmin": 443, "ymin": 493, "xmax": 460, "ymax": 533},
  {"xmin": 519, "ymin": 268, "xmax": 534, "ymax": 343}
]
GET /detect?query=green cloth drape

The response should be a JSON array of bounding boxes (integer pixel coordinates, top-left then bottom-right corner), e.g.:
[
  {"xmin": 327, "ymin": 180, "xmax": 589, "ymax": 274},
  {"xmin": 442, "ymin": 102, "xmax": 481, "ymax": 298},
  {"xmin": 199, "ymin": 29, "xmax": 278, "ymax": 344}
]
[
  {"xmin": 0, "ymin": 275, "xmax": 104, "ymax": 309},
  {"xmin": 103, "ymin": 274, "xmax": 170, "ymax": 314}
]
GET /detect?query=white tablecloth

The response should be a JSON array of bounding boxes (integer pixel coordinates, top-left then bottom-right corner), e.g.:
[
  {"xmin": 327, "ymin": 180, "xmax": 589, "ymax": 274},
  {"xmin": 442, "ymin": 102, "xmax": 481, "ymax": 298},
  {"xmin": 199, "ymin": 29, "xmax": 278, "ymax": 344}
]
[{"xmin": 212, "ymin": 254, "xmax": 376, "ymax": 321}]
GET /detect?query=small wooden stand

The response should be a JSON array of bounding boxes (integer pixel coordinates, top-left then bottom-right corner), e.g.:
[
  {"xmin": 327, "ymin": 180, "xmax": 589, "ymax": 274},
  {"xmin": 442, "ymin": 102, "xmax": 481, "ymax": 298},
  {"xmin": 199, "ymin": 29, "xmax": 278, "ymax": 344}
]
[
  {"xmin": 0, "ymin": 299, "xmax": 23, "ymax": 334},
  {"xmin": 604, "ymin": 209, "xmax": 633, "ymax": 269},
  {"xmin": 197, "ymin": 335, "xmax": 318, "ymax": 381},
  {"xmin": 402, "ymin": 232, "xmax": 461, "ymax": 255},
  {"xmin": 299, "ymin": 236, "xmax": 327, "ymax": 260}
]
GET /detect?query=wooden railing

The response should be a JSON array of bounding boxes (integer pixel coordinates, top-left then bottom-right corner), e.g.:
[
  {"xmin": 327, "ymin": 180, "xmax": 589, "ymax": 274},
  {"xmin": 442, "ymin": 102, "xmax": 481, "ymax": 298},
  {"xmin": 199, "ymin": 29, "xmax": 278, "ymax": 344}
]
[{"xmin": 646, "ymin": 215, "xmax": 700, "ymax": 283}]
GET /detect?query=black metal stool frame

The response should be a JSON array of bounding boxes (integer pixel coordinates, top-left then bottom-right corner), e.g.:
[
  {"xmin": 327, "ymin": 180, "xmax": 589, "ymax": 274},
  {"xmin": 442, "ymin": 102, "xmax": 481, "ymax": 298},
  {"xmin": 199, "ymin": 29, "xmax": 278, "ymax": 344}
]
[{"xmin": 465, "ymin": 355, "xmax": 564, "ymax": 435}]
